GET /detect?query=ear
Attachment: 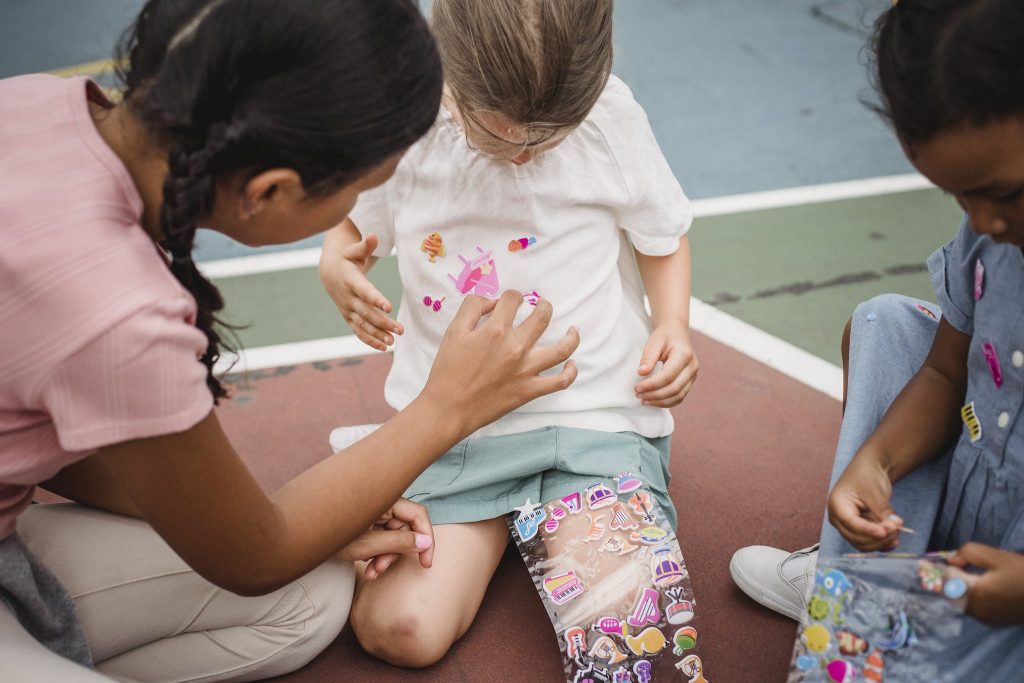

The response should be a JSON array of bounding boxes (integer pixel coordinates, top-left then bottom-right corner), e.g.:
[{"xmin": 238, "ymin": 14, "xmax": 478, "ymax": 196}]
[{"xmin": 240, "ymin": 168, "xmax": 305, "ymax": 219}]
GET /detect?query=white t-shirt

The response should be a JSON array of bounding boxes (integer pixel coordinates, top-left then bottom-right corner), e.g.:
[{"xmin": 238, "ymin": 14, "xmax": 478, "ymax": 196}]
[{"xmin": 349, "ymin": 75, "xmax": 691, "ymax": 439}]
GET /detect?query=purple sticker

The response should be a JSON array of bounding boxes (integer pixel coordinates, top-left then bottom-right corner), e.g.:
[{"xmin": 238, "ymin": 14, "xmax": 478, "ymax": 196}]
[
  {"xmin": 983, "ymin": 341, "xmax": 1003, "ymax": 388},
  {"xmin": 974, "ymin": 258, "xmax": 985, "ymax": 301}
]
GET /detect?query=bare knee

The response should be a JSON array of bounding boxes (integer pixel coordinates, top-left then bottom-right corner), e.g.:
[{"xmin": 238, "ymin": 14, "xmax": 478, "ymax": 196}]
[{"xmin": 350, "ymin": 598, "xmax": 455, "ymax": 668}]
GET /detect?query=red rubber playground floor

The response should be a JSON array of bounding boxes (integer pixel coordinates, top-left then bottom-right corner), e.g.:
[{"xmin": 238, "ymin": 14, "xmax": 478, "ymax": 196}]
[{"xmin": 214, "ymin": 332, "xmax": 842, "ymax": 683}]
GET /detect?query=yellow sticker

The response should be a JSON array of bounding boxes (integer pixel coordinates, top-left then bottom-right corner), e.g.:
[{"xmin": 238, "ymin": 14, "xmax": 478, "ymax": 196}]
[{"xmin": 961, "ymin": 401, "xmax": 982, "ymax": 443}]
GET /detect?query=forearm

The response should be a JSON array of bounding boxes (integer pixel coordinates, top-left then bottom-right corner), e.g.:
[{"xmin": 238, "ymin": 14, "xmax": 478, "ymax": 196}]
[
  {"xmin": 858, "ymin": 365, "xmax": 965, "ymax": 481},
  {"xmin": 635, "ymin": 235, "xmax": 691, "ymax": 327}
]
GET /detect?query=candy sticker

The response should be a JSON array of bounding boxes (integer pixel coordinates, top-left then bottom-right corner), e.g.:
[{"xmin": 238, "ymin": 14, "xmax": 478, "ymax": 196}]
[
  {"xmin": 608, "ymin": 502, "xmax": 639, "ymax": 532},
  {"xmin": 422, "ymin": 295, "xmax": 445, "ymax": 312},
  {"xmin": 961, "ymin": 401, "xmax": 982, "ymax": 443},
  {"xmin": 624, "ymin": 626, "xmax": 667, "ymax": 656},
  {"xmin": 672, "ymin": 626, "xmax": 698, "ymax": 655},
  {"xmin": 512, "ymin": 499, "xmax": 547, "ymax": 542},
  {"xmin": 982, "ymin": 340, "xmax": 1003, "ymax": 388},
  {"xmin": 544, "ymin": 518, "xmax": 560, "ymax": 534},
  {"xmin": 564, "ymin": 626, "xmax": 588, "ymax": 659},
  {"xmin": 586, "ymin": 483, "xmax": 616, "ymax": 510},
  {"xmin": 521, "ymin": 290, "xmax": 541, "ymax": 306},
  {"xmin": 550, "ymin": 504, "xmax": 568, "ymax": 521},
  {"xmin": 665, "ymin": 588, "xmax": 695, "ymax": 625},
  {"xmin": 508, "ymin": 236, "xmax": 537, "ymax": 252},
  {"xmin": 650, "ymin": 546, "xmax": 686, "ymax": 586},
  {"xmin": 544, "ymin": 571, "xmax": 585, "ymax": 605},
  {"xmin": 448, "ymin": 246, "xmax": 500, "ymax": 298},
  {"xmin": 626, "ymin": 587, "xmax": 662, "ymax": 628},
  {"xmin": 420, "ymin": 231, "xmax": 446, "ymax": 262}
]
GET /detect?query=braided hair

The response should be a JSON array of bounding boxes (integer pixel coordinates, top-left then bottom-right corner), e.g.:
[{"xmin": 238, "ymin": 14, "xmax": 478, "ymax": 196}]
[
  {"xmin": 114, "ymin": 0, "xmax": 442, "ymax": 400},
  {"xmin": 870, "ymin": 0, "xmax": 1024, "ymax": 146}
]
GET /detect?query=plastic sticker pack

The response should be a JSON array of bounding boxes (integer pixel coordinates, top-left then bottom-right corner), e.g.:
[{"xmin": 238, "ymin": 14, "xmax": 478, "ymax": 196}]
[
  {"xmin": 507, "ymin": 477, "xmax": 708, "ymax": 682},
  {"xmin": 787, "ymin": 553, "xmax": 967, "ymax": 683}
]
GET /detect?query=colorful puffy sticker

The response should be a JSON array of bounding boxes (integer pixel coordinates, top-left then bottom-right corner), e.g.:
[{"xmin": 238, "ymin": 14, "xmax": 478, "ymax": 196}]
[
  {"xmin": 422, "ymin": 295, "xmax": 445, "ymax": 311},
  {"xmin": 624, "ymin": 626, "xmax": 668, "ymax": 656},
  {"xmin": 650, "ymin": 546, "xmax": 686, "ymax": 586},
  {"xmin": 508, "ymin": 236, "xmax": 537, "ymax": 252},
  {"xmin": 916, "ymin": 560, "xmax": 944, "ymax": 593},
  {"xmin": 632, "ymin": 660, "xmax": 652, "ymax": 683},
  {"xmin": 564, "ymin": 626, "xmax": 588, "ymax": 660},
  {"xmin": 802, "ymin": 624, "xmax": 832, "ymax": 654},
  {"xmin": 817, "ymin": 569, "xmax": 853, "ymax": 598},
  {"xmin": 512, "ymin": 498, "xmax": 546, "ymax": 542},
  {"xmin": 588, "ymin": 634, "xmax": 628, "ymax": 664},
  {"xmin": 837, "ymin": 630, "xmax": 868, "ymax": 656},
  {"xmin": 676, "ymin": 654, "xmax": 709, "ymax": 683},
  {"xmin": 808, "ymin": 595, "xmax": 831, "ymax": 621},
  {"xmin": 961, "ymin": 401, "xmax": 982, "ymax": 443},
  {"xmin": 583, "ymin": 512, "xmax": 607, "ymax": 543},
  {"xmin": 942, "ymin": 577, "xmax": 967, "ymax": 600},
  {"xmin": 665, "ymin": 588, "xmax": 695, "ymax": 625},
  {"xmin": 420, "ymin": 232, "xmax": 446, "ymax": 262},
  {"xmin": 863, "ymin": 649, "xmax": 884, "ymax": 682},
  {"xmin": 595, "ymin": 616, "xmax": 628, "ymax": 637},
  {"xmin": 521, "ymin": 289, "xmax": 541, "ymax": 306},
  {"xmin": 876, "ymin": 609, "xmax": 917, "ymax": 650},
  {"xmin": 672, "ymin": 626, "xmax": 698, "ymax": 655},
  {"xmin": 626, "ymin": 587, "xmax": 662, "ymax": 628},
  {"xmin": 543, "ymin": 570, "xmax": 585, "ymax": 605},
  {"xmin": 560, "ymin": 492, "xmax": 583, "ymax": 514},
  {"xmin": 447, "ymin": 246, "xmax": 499, "ymax": 297},
  {"xmin": 616, "ymin": 472, "xmax": 643, "ymax": 494},
  {"xmin": 632, "ymin": 526, "xmax": 668, "ymax": 545},
  {"xmin": 609, "ymin": 502, "xmax": 639, "ymax": 532},
  {"xmin": 586, "ymin": 483, "xmax": 616, "ymax": 509},
  {"xmin": 825, "ymin": 658, "xmax": 856, "ymax": 683}
]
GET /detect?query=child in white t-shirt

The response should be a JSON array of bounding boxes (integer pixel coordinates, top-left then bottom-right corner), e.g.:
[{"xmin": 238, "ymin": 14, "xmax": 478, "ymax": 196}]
[{"xmin": 320, "ymin": 1, "xmax": 703, "ymax": 677}]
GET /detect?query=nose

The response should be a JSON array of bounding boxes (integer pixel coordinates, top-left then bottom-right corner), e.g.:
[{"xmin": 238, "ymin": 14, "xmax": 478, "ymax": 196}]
[{"xmin": 960, "ymin": 198, "xmax": 1009, "ymax": 238}]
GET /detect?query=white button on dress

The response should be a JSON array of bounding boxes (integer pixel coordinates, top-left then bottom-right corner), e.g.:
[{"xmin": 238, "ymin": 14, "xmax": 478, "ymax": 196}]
[
  {"xmin": 1013, "ymin": 350, "xmax": 1024, "ymax": 368},
  {"xmin": 998, "ymin": 412, "xmax": 1010, "ymax": 429}
]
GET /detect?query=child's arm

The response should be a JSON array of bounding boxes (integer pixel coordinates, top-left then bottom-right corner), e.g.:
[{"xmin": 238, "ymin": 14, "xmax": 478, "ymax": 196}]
[
  {"xmin": 828, "ymin": 317, "xmax": 970, "ymax": 550},
  {"xmin": 633, "ymin": 234, "xmax": 698, "ymax": 407},
  {"xmin": 320, "ymin": 218, "xmax": 404, "ymax": 351}
]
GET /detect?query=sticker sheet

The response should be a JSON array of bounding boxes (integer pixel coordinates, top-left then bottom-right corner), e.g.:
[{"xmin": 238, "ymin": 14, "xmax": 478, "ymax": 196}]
[
  {"xmin": 787, "ymin": 553, "xmax": 967, "ymax": 683},
  {"xmin": 507, "ymin": 477, "xmax": 708, "ymax": 682}
]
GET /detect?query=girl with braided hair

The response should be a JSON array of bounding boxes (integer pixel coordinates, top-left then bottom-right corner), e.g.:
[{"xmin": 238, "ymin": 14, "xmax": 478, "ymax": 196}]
[{"xmin": 0, "ymin": 1, "xmax": 579, "ymax": 680}]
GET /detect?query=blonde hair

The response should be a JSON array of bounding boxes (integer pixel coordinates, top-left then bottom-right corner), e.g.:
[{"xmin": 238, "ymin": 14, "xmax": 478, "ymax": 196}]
[{"xmin": 431, "ymin": 0, "xmax": 613, "ymax": 140}]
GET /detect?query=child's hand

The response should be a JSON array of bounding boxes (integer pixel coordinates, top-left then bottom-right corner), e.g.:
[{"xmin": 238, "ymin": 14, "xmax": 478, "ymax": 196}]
[
  {"xmin": 827, "ymin": 450, "xmax": 904, "ymax": 551},
  {"xmin": 947, "ymin": 543, "xmax": 1024, "ymax": 626},
  {"xmin": 336, "ymin": 498, "xmax": 434, "ymax": 580},
  {"xmin": 320, "ymin": 233, "xmax": 403, "ymax": 351},
  {"xmin": 634, "ymin": 320, "xmax": 699, "ymax": 407}
]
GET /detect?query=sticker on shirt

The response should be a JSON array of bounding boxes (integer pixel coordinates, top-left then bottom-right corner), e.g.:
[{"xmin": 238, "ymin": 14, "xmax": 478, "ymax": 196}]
[
  {"xmin": 422, "ymin": 295, "xmax": 446, "ymax": 312},
  {"xmin": 448, "ymin": 246, "xmax": 500, "ymax": 298},
  {"xmin": 915, "ymin": 303, "xmax": 938, "ymax": 322},
  {"xmin": 420, "ymin": 232, "xmax": 446, "ymax": 262},
  {"xmin": 521, "ymin": 290, "xmax": 541, "ymax": 306},
  {"xmin": 982, "ymin": 340, "xmax": 1003, "ymax": 388},
  {"xmin": 961, "ymin": 401, "xmax": 982, "ymax": 443},
  {"xmin": 508, "ymin": 236, "xmax": 537, "ymax": 252},
  {"xmin": 974, "ymin": 258, "xmax": 984, "ymax": 301}
]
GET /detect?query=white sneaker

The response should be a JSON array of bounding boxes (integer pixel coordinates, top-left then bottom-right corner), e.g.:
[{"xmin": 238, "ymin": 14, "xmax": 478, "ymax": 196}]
[
  {"xmin": 328, "ymin": 423, "xmax": 382, "ymax": 454},
  {"xmin": 729, "ymin": 544, "xmax": 819, "ymax": 622}
]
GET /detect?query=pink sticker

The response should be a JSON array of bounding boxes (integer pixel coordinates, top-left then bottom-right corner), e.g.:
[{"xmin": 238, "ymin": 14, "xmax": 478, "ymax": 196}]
[
  {"xmin": 916, "ymin": 303, "xmax": 937, "ymax": 321},
  {"xmin": 615, "ymin": 472, "xmax": 643, "ymax": 494},
  {"xmin": 550, "ymin": 505, "xmax": 567, "ymax": 521},
  {"xmin": 561, "ymin": 492, "xmax": 583, "ymax": 514},
  {"xmin": 974, "ymin": 258, "xmax": 985, "ymax": 301},
  {"xmin": 586, "ymin": 483, "xmax": 616, "ymax": 510},
  {"xmin": 982, "ymin": 340, "xmax": 1003, "ymax": 388},
  {"xmin": 544, "ymin": 518, "xmax": 560, "ymax": 534},
  {"xmin": 447, "ymin": 246, "xmax": 500, "ymax": 298},
  {"xmin": 544, "ymin": 571, "xmax": 584, "ymax": 605},
  {"xmin": 422, "ymin": 295, "xmax": 445, "ymax": 312},
  {"xmin": 595, "ymin": 616, "xmax": 627, "ymax": 636},
  {"xmin": 626, "ymin": 586, "xmax": 662, "ymax": 628},
  {"xmin": 521, "ymin": 290, "xmax": 541, "ymax": 306},
  {"xmin": 564, "ymin": 626, "xmax": 588, "ymax": 659}
]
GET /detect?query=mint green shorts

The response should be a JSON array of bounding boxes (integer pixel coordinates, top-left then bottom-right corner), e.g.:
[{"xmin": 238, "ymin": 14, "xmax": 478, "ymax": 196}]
[{"xmin": 403, "ymin": 427, "xmax": 677, "ymax": 530}]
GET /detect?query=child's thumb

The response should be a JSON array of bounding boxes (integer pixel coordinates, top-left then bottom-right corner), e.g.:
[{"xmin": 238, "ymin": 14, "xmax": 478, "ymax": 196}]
[{"xmin": 637, "ymin": 337, "xmax": 662, "ymax": 375}]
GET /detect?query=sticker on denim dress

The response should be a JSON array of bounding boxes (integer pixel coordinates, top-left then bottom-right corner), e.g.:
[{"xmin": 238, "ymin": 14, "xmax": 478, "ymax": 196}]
[
  {"xmin": 961, "ymin": 401, "xmax": 982, "ymax": 442},
  {"xmin": 915, "ymin": 303, "xmax": 938, "ymax": 321},
  {"xmin": 974, "ymin": 258, "xmax": 985, "ymax": 301},
  {"xmin": 420, "ymin": 231, "xmax": 446, "ymax": 262},
  {"xmin": 982, "ymin": 340, "xmax": 1004, "ymax": 388}
]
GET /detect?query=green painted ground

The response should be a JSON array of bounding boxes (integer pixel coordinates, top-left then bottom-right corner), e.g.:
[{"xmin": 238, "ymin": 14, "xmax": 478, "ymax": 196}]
[{"xmin": 214, "ymin": 189, "xmax": 963, "ymax": 365}]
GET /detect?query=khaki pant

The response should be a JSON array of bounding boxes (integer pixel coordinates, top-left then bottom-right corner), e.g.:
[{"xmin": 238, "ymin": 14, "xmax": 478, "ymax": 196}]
[{"xmin": 0, "ymin": 504, "xmax": 353, "ymax": 682}]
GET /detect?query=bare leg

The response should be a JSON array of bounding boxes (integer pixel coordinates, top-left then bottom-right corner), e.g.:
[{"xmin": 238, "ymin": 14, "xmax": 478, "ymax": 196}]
[{"xmin": 349, "ymin": 517, "xmax": 509, "ymax": 668}]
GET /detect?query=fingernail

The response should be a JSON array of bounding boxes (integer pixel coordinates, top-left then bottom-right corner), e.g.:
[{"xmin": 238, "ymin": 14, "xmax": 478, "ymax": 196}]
[
  {"xmin": 415, "ymin": 533, "xmax": 433, "ymax": 550},
  {"xmin": 887, "ymin": 513, "xmax": 904, "ymax": 525}
]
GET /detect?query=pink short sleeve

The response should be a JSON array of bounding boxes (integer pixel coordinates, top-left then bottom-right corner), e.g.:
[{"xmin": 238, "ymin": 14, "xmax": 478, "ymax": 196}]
[{"xmin": 36, "ymin": 297, "xmax": 215, "ymax": 452}]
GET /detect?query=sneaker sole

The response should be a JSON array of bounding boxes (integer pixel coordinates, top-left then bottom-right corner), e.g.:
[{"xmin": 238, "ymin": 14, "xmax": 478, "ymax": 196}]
[{"xmin": 729, "ymin": 554, "xmax": 805, "ymax": 622}]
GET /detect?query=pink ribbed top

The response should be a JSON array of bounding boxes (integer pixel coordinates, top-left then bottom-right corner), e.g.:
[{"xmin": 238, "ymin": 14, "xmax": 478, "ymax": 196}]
[{"xmin": 0, "ymin": 75, "xmax": 213, "ymax": 538}]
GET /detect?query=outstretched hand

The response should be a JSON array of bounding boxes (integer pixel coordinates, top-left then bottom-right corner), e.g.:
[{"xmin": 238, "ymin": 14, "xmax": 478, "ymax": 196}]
[{"xmin": 947, "ymin": 542, "xmax": 1024, "ymax": 626}]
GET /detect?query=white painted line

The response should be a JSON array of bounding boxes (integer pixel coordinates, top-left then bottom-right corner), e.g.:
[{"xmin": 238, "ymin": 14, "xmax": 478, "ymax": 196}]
[
  {"xmin": 198, "ymin": 247, "xmax": 323, "ymax": 279},
  {"xmin": 691, "ymin": 173, "xmax": 932, "ymax": 217},
  {"xmin": 196, "ymin": 174, "xmax": 934, "ymax": 279},
  {"xmin": 216, "ymin": 335, "xmax": 382, "ymax": 374},
  {"xmin": 216, "ymin": 296, "xmax": 843, "ymax": 401},
  {"xmin": 688, "ymin": 297, "xmax": 844, "ymax": 400}
]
